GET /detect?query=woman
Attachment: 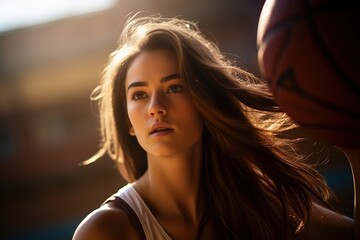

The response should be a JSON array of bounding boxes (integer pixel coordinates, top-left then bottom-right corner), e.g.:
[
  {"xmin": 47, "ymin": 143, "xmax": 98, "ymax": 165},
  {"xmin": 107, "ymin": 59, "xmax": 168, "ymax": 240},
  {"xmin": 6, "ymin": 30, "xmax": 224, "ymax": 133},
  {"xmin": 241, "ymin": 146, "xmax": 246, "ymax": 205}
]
[{"xmin": 73, "ymin": 16, "xmax": 354, "ymax": 239}]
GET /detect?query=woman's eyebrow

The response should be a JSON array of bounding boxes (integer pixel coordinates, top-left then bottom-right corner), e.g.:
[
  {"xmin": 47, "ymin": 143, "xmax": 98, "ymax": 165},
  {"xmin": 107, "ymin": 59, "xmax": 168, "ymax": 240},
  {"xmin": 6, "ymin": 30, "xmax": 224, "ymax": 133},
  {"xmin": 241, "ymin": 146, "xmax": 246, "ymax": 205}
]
[
  {"xmin": 127, "ymin": 73, "xmax": 180, "ymax": 91},
  {"xmin": 127, "ymin": 81, "xmax": 147, "ymax": 91}
]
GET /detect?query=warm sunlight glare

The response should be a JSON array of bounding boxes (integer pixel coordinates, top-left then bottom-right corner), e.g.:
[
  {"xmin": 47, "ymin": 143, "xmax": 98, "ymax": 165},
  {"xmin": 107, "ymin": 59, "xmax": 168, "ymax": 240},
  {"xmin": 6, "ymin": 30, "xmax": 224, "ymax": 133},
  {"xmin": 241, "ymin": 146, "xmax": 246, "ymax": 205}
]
[{"xmin": 0, "ymin": 0, "xmax": 116, "ymax": 33}]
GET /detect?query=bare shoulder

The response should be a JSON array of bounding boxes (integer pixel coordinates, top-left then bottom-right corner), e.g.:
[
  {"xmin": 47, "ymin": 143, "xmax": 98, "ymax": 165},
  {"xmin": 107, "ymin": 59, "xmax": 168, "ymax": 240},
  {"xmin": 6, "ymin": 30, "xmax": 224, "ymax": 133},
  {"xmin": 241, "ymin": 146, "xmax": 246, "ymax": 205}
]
[
  {"xmin": 72, "ymin": 202, "xmax": 141, "ymax": 240},
  {"xmin": 297, "ymin": 203, "xmax": 354, "ymax": 240}
]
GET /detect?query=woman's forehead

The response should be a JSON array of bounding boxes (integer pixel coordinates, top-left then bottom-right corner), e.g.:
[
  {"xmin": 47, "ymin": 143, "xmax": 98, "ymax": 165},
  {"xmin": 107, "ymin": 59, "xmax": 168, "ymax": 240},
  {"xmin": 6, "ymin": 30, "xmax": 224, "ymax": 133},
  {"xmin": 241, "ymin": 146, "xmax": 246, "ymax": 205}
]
[{"xmin": 125, "ymin": 50, "xmax": 179, "ymax": 83}]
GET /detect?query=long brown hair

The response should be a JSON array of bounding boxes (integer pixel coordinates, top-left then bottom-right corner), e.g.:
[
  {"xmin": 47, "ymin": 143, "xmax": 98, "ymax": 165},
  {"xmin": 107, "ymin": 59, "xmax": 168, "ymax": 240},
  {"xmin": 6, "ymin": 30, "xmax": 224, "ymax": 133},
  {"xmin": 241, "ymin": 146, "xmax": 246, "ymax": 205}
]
[{"xmin": 89, "ymin": 16, "xmax": 331, "ymax": 239}]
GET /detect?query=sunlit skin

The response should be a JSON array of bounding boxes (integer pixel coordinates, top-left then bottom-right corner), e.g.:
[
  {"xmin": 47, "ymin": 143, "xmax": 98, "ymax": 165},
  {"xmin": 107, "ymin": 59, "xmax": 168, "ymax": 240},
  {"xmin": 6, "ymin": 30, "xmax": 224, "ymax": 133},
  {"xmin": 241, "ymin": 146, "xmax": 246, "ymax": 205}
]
[
  {"xmin": 125, "ymin": 50, "xmax": 203, "ymax": 159},
  {"xmin": 124, "ymin": 49, "xmax": 211, "ymax": 239}
]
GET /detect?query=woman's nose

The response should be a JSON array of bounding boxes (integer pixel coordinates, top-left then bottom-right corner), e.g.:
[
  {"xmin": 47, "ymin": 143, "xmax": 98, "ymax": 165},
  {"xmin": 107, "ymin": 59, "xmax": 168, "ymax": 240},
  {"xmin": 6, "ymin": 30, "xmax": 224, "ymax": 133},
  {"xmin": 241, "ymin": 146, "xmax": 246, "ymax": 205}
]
[{"xmin": 148, "ymin": 92, "xmax": 167, "ymax": 117}]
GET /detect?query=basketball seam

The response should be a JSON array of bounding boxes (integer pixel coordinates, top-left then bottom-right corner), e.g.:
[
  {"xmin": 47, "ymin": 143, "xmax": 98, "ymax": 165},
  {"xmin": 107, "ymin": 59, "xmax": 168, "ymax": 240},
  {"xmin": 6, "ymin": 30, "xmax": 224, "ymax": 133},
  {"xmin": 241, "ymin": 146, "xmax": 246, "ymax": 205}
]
[
  {"xmin": 276, "ymin": 68, "xmax": 360, "ymax": 120},
  {"xmin": 301, "ymin": 0, "xmax": 360, "ymax": 95},
  {"xmin": 270, "ymin": 28, "xmax": 291, "ymax": 79},
  {"xmin": 260, "ymin": 1, "xmax": 355, "ymax": 46}
]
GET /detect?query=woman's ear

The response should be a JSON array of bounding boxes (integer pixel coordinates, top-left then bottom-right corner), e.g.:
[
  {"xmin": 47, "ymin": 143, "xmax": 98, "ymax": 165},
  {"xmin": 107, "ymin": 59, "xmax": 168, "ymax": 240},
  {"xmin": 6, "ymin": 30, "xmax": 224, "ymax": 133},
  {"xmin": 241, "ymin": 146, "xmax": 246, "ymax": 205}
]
[{"xmin": 129, "ymin": 126, "xmax": 136, "ymax": 136}]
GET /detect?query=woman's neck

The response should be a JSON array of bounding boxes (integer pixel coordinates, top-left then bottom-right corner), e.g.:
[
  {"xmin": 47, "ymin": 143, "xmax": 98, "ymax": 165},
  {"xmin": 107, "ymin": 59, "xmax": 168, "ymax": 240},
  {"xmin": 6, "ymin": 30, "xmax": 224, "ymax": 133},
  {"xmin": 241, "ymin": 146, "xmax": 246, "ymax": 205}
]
[{"xmin": 134, "ymin": 142, "xmax": 204, "ymax": 224}]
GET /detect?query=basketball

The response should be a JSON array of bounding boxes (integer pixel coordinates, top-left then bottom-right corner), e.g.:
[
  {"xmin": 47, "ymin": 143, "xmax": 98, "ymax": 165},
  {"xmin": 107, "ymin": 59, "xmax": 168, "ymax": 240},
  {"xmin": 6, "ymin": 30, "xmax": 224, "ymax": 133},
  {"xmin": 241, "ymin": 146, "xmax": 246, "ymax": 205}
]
[{"xmin": 257, "ymin": 0, "xmax": 360, "ymax": 147}]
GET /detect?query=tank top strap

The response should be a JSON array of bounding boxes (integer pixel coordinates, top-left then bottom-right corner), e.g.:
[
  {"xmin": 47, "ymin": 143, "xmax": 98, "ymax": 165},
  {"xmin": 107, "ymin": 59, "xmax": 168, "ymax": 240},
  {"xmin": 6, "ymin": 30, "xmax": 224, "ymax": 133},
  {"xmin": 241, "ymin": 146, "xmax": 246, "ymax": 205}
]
[
  {"xmin": 103, "ymin": 195, "xmax": 147, "ymax": 240},
  {"xmin": 107, "ymin": 184, "xmax": 173, "ymax": 240}
]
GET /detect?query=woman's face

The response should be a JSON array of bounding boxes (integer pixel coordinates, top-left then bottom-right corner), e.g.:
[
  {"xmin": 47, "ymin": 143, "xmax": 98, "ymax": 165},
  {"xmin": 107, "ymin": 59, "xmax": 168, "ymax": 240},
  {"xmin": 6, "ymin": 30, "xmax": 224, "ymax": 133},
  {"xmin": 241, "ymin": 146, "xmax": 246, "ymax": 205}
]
[{"xmin": 125, "ymin": 49, "xmax": 203, "ymax": 159}]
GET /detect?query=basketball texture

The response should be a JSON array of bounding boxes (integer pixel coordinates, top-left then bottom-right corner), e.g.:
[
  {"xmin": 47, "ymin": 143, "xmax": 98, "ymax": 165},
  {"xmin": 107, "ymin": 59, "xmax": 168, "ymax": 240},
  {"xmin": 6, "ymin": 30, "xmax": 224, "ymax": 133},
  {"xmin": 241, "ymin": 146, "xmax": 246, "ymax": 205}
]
[{"xmin": 257, "ymin": 0, "xmax": 360, "ymax": 147}]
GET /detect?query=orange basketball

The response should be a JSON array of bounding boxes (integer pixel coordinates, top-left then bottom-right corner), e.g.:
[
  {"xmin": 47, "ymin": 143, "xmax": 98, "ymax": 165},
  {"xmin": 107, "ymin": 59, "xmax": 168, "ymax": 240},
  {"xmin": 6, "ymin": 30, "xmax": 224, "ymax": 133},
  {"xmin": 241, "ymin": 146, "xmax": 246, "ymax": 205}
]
[{"xmin": 257, "ymin": 0, "xmax": 360, "ymax": 147}]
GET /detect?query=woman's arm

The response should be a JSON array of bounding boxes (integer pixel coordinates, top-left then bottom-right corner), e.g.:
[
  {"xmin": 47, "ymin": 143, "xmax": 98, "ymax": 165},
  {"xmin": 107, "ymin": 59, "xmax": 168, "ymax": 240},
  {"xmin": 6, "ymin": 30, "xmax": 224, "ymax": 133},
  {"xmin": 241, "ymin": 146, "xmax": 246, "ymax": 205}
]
[
  {"xmin": 341, "ymin": 147, "xmax": 360, "ymax": 239},
  {"xmin": 72, "ymin": 204, "xmax": 141, "ymax": 240},
  {"xmin": 298, "ymin": 203, "xmax": 354, "ymax": 240}
]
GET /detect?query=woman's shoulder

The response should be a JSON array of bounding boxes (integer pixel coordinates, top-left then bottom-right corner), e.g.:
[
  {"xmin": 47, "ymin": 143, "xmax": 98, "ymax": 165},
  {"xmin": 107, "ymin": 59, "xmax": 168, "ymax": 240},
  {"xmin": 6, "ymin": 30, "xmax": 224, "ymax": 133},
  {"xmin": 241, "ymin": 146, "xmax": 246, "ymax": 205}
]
[
  {"xmin": 72, "ymin": 202, "xmax": 141, "ymax": 240},
  {"xmin": 297, "ymin": 203, "xmax": 354, "ymax": 240}
]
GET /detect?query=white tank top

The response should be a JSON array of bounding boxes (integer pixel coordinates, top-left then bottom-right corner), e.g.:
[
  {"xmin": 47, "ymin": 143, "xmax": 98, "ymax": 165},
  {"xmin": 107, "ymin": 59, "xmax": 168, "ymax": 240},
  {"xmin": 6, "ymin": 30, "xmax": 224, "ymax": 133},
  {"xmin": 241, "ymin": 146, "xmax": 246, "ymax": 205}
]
[{"xmin": 113, "ymin": 183, "xmax": 173, "ymax": 240}]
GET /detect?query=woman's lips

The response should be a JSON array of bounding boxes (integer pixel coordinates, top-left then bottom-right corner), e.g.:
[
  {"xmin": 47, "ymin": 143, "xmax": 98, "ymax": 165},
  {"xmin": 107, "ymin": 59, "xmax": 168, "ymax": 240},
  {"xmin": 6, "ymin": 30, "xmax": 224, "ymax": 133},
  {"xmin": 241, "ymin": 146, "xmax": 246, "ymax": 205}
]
[
  {"xmin": 149, "ymin": 122, "xmax": 173, "ymax": 135},
  {"xmin": 150, "ymin": 128, "xmax": 174, "ymax": 136}
]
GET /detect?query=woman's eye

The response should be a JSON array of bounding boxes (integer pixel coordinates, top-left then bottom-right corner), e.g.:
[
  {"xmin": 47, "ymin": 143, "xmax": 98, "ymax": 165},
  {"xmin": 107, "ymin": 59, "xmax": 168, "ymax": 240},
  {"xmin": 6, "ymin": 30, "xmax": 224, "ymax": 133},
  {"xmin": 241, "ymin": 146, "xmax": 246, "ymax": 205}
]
[
  {"xmin": 131, "ymin": 91, "xmax": 148, "ymax": 100},
  {"xmin": 167, "ymin": 85, "xmax": 184, "ymax": 94}
]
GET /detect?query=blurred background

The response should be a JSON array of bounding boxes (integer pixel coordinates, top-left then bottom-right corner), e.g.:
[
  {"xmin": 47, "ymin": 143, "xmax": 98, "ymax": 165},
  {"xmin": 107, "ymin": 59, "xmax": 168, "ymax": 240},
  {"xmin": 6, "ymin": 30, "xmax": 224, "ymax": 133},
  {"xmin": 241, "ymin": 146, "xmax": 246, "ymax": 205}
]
[{"xmin": 0, "ymin": 0, "xmax": 353, "ymax": 239}]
